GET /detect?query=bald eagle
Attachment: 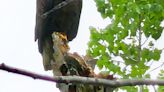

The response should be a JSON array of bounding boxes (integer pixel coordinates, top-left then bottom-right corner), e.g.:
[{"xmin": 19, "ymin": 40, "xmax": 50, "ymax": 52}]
[{"xmin": 35, "ymin": 0, "xmax": 82, "ymax": 71}]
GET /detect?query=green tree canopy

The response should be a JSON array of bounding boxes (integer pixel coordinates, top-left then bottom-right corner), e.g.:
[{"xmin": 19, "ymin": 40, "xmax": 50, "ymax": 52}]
[{"xmin": 87, "ymin": 0, "xmax": 164, "ymax": 91}]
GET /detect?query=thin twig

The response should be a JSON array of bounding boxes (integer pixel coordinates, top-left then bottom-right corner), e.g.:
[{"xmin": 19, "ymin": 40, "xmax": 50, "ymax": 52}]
[
  {"xmin": 1, "ymin": 63, "xmax": 164, "ymax": 88},
  {"xmin": 42, "ymin": 0, "xmax": 74, "ymax": 18},
  {"xmin": 147, "ymin": 62, "xmax": 164, "ymax": 74},
  {"xmin": 141, "ymin": 38, "xmax": 148, "ymax": 46},
  {"xmin": 138, "ymin": 15, "xmax": 142, "ymax": 63},
  {"xmin": 112, "ymin": 60, "xmax": 125, "ymax": 64},
  {"xmin": 153, "ymin": 85, "xmax": 157, "ymax": 92},
  {"xmin": 146, "ymin": 60, "xmax": 154, "ymax": 67}
]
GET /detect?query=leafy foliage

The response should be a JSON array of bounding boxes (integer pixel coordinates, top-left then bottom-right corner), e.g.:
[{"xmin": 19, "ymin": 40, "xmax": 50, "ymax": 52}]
[{"xmin": 87, "ymin": 0, "xmax": 164, "ymax": 91}]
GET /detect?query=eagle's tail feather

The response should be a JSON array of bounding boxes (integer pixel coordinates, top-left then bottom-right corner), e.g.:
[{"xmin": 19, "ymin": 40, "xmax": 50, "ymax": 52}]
[{"xmin": 42, "ymin": 37, "xmax": 54, "ymax": 71}]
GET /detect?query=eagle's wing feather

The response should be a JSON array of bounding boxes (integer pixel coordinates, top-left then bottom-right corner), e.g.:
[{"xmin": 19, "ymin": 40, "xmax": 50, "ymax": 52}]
[
  {"xmin": 35, "ymin": 0, "xmax": 47, "ymax": 41},
  {"xmin": 35, "ymin": 0, "xmax": 54, "ymax": 70},
  {"xmin": 35, "ymin": 0, "xmax": 53, "ymax": 53}
]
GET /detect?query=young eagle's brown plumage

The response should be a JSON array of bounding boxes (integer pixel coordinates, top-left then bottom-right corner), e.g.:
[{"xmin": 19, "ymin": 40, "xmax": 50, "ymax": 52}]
[{"xmin": 35, "ymin": 0, "xmax": 82, "ymax": 71}]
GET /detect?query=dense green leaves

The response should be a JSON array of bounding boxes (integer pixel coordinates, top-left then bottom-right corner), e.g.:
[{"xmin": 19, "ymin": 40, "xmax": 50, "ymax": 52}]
[{"xmin": 88, "ymin": 0, "xmax": 164, "ymax": 91}]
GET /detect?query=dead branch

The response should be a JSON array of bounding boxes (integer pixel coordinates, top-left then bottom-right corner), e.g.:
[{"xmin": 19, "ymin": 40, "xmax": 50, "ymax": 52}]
[{"xmin": 1, "ymin": 63, "xmax": 164, "ymax": 88}]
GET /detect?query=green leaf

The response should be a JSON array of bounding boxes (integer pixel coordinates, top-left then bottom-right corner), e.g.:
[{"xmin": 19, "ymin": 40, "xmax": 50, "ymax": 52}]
[
  {"xmin": 142, "ymin": 48, "xmax": 150, "ymax": 61},
  {"xmin": 152, "ymin": 26, "xmax": 163, "ymax": 40},
  {"xmin": 158, "ymin": 86, "xmax": 164, "ymax": 92},
  {"xmin": 97, "ymin": 59, "xmax": 104, "ymax": 69},
  {"xmin": 120, "ymin": 86, "xmax": 138, "ymax": 92},
  {"xmin": 144, "ymin": 74, "xmax": 150, "ymax": 78},
  {"xmin": 148, "ymin": 41, "xmax": 154, "ymax": 47},
  {"xmin": 143, "ymin": 86, "xmax": 149, "ymax": 92},
  {"xmin": 89, "ymin": 27, "xmax": 101, "ymax": 41},
  {"xmin": 153, "ymin": 49, "xmax": 162, "ymax": 61},
  {"xmin": 158, "ymin": 70, "xmax": 164, "ymax": 79},
  {"xmin": 131, "ymin": 66, "xmax": 138, "ymax": 77}
]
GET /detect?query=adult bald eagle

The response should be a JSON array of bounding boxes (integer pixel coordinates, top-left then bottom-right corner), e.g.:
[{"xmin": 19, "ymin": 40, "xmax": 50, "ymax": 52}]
[{"xmin": 35, "ymin": 0, "xmax": 82, "ymax": 71}]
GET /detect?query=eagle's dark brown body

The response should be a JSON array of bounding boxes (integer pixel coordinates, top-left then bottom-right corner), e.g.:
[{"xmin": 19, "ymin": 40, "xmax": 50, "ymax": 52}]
[
  {"xmin": 35, "ymin": 0, "xmax": 82, "ymax": 53},
  {"xmin": 35, "ymin": 0, "xmax": 82, "ymax": 70}
]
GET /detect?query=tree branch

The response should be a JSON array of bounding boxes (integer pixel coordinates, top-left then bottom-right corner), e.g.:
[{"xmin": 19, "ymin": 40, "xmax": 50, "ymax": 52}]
[
  {"xmin": 148, "ymin": 62, "xmax": 164, "ymax": 74},
  {"xmin": 1, "ymin": 63, "xmax": 164, "ymax": 88},
  {"xmin": 42, "ymin": 0, "xmax": 74, "ymax": 18},
  {"xmin": 0, "ymin": 63, "xmax": 58, "ymax": 83}
]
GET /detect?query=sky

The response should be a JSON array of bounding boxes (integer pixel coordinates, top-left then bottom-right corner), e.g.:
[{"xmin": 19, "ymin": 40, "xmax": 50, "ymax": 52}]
[
  {"xmin": 0, "ymin": 0, "xmax": 109, "ymax": 92},
  {"xmin": 0, "ymin": 0, "xmax": 163, "ymax": 92}
]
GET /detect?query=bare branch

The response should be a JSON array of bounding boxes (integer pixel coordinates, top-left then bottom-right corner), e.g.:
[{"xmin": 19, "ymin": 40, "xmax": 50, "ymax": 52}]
[
  {"xmin": 141, "ymin": 38, "xmax": 148, "ymax": 46},
  {"xmin": 147, "ymin": 62, "xmax": 164, "ymax": 74},
  {"xmin": 0, "ymin": 63, "xmax": 58, "ymax": 83},
  {"xmin": 1, "ymin": 63, "xmax": 164, "ymax": 88},
  {"xmin": 138, "ymin": 15, "xmax": 142, "ymax": 63},
  {"xmin": 42, "ymin": 0, "xmax": 74, "ymax": 18}
]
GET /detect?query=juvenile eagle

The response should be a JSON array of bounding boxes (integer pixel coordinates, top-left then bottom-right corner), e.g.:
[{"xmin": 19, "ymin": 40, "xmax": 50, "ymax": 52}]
[{"xmin": 35, "ymin": 0, "xmax": 82, "ymax": 71}]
